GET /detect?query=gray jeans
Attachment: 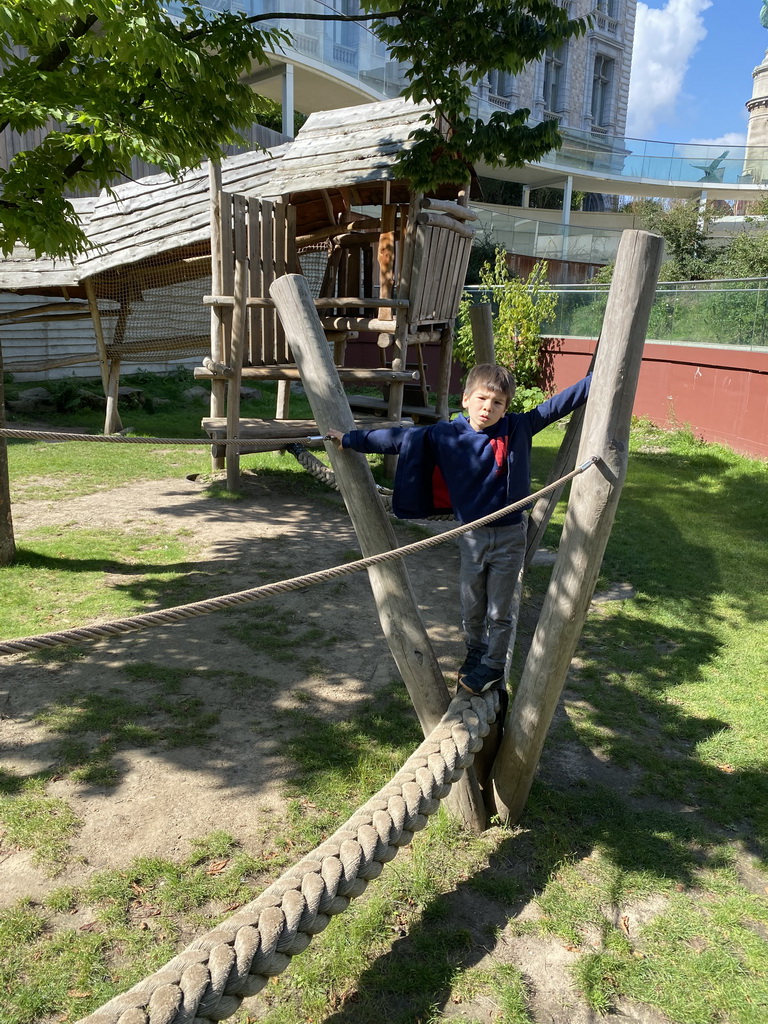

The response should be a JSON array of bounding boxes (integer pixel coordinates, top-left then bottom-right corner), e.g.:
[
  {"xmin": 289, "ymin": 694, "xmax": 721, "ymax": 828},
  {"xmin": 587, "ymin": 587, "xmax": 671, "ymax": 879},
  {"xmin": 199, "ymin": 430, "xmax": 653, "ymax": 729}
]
[{"xmin": 458, "ymin": 520, "xmax": 527, "ymax": 670}]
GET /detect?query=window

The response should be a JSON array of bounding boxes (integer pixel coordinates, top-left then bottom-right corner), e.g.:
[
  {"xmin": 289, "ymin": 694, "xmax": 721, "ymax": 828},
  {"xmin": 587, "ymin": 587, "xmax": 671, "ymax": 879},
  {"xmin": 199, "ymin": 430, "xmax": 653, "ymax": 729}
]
[
  {"xmin": 597, "ymin": 0, "xmax": 618, "ymax": 15},
  {"xmin": 591, "ymin": 54, "xmax": 614, "ymax": 127},
  {"xmin": 543, "ymin": 45, "xmax": 567, "ymax": 112},
  {"xmin": 488, "ymin": 70, "xmax": 515, "ymax": 98},
  {"xmin": 332, "ymin": 0, "xmax": 359, "ymax": 48}
]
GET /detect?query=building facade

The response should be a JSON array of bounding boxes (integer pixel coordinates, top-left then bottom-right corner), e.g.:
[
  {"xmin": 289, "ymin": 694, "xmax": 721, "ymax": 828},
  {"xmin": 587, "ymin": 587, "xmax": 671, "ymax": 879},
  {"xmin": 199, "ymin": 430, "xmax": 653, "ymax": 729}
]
[{"xmin": 469, "ymin": 0, "xmax": 637, "ymax": 141}]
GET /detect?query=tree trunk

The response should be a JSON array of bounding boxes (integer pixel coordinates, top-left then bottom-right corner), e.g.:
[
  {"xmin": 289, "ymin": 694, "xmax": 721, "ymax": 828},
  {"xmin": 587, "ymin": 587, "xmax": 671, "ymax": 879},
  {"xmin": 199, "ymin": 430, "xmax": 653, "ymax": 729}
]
[
  {"xmin": 0, "ymin": 339, "xmax": 16, "ymax": 565},
  {"xmin": 491, "ymin": 230, "xmax": 664, "ymax": 824}
]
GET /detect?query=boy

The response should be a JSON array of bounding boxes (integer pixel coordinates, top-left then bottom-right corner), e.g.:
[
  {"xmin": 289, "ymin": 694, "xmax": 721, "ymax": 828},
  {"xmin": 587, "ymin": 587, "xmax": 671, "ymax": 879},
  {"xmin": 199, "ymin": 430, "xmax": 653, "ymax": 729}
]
[{"xmin": 327, "ymin": 363, "xmax": 591, "ymax": 696}]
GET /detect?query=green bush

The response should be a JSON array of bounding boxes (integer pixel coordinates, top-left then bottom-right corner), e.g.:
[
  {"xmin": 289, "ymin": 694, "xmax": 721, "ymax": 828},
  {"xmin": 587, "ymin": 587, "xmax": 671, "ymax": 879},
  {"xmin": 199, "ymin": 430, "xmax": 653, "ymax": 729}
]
[{"xmin": 455, "ymin": 249, "xmax": 558, "ymax": 411}]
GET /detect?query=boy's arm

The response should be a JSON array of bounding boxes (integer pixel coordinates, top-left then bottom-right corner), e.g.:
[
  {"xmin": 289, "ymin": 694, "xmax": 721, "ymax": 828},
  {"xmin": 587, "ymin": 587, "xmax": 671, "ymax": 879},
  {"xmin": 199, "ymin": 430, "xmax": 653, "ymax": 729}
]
[
  {"xmin": 326, "ymin": 426, "xmax": 410, "ymax": 455},
  {"xmin": 529, "ymin": 373, "xmax": 592, "ymax": 432}
]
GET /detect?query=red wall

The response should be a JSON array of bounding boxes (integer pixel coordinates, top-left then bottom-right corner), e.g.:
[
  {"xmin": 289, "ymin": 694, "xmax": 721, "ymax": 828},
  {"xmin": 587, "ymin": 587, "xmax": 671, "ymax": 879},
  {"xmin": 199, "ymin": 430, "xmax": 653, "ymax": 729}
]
[
  {"xmin": 543, "ymin": 337, "xmax": 768, "ymax": 461},
  {"xmin": 345, "ymin": 335, "xmax": 768, "ymax": 460}
]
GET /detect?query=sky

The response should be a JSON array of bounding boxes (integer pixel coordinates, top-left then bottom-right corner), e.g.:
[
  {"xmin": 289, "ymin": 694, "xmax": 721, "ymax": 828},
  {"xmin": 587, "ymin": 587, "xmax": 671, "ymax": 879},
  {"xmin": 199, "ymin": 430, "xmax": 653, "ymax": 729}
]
[{"xmin": 626, "ymin": 0, "xmax": 767, "ymax": 145}]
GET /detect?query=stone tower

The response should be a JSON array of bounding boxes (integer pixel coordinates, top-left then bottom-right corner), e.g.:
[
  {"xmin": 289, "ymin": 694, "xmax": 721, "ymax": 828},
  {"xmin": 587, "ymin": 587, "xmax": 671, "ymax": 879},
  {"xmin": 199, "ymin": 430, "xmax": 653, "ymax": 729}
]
[{"xmin": 744, "ymin": 49, "xmax": 768, "ymax": 183}]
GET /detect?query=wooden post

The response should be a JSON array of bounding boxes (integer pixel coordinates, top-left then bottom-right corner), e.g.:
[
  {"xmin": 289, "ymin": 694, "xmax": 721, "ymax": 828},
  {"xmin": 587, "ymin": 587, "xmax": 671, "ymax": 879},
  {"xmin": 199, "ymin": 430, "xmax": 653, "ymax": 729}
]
[
  {"xmin": 84, "ymin": 278, "xmax": 122, "ymax": 434},
  {"xmin": 270, "ymin": 274, "xmax": 487, "ymax": 831},
  {"xmin": 490, "ymin": 230, "xmax": 664, "ymax": 824},
  {"xmin": 524, "ymin": 403, "xmax": 585, "ymax": 569},
  {"xmin": 209, "ymin": 161, "xmax": 227, "ymax": 470},
  {"xmin": 434, "ymin": 325, "xmax": 453, "ymax": 421},
  {"xmin": 469, "ymin": 303, "xmax": 495, "ymax": 366},
  {"xmin": 225, "ymin": 197, "xmax": 248, "ymax": 492},
  {"xmin": 0, "ymin": 338, "xmax": 15, "ymax": 566}
]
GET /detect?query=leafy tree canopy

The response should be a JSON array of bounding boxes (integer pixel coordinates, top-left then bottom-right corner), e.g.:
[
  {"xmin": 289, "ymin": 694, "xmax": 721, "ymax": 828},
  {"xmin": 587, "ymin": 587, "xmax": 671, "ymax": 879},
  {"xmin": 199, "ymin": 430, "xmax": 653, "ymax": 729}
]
[{"xmin": 0, "ymin": 0, "xmax": 587, "ymax": 259}]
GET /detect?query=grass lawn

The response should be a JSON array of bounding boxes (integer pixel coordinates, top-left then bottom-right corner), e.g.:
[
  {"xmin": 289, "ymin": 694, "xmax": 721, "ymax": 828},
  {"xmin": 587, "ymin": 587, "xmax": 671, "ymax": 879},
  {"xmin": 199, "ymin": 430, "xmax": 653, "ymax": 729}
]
[{"xmin": 0, "ymin": 372, "xmax": 767, "ymax": 1024}]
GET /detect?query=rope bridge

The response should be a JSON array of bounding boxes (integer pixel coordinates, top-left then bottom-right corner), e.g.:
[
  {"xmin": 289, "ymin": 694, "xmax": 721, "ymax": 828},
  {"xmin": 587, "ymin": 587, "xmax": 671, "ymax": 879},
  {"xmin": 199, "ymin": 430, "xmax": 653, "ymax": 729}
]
[
  {"xmin": 76, "ymin": 686, "xmax": 502, "ymax": 1024},
  {"xmin": 0, "ymin": 458, "xmax": 598, "ymax": 656}
]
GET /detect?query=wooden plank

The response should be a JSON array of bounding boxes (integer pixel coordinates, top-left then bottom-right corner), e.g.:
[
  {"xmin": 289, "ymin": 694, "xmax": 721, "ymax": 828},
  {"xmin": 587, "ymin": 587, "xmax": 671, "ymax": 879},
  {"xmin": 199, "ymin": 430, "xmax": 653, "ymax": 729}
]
[
  {"xmin": 260, "ymin": 199, "xmax": 276, "ymax": 366},
  {"xmin": 247, "ymin": 196, "xmax": 260, "ymax": 368},
  {"xmin": 490, "ymin": 230, "xmax": 665, "ymax": 825},
  {"xmin": 202, "ymin": 416, "xmax": 413, "ymax": 437},
  {"xmin": 274, "ymin": 201, "xmax": 288, "ymax": 364},
  {"xmin": 219, "ymin": 191, "xmax": 234, "ymax": 369},
  {"xmin": 195, "ymin": 367, "xmax": 420, "ymax": 382}
]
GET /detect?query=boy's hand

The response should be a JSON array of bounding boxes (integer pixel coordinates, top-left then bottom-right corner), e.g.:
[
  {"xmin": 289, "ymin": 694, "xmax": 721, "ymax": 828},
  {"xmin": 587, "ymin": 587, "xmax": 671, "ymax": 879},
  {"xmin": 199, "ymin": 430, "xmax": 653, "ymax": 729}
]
[{"xmin": 325, "ymin": 429, "xmax": 345, "ymax": 448}]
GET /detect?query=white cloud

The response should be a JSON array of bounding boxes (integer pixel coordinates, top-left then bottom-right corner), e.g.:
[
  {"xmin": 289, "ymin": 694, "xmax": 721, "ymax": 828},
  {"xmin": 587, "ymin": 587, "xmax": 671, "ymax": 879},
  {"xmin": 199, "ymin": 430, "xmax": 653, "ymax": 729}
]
[
  {"xmin": 687, "ymin": 132, "xmax": 747, "ymax": 147},
  {"xmin": 627, "ymin": 0, "xmax": 712, "ymax": 138}
]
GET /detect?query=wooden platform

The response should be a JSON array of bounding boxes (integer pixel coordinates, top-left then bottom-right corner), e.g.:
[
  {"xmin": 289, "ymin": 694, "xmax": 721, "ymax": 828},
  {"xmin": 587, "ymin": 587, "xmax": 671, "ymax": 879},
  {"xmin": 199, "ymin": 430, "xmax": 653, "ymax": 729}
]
[
  {"xmin": 201, "ymin": 416, "xmax": 413, "ymax": 454},
  {"xmin": 346, "ymin": 394, "xmax": 456, "ymax": 423}
]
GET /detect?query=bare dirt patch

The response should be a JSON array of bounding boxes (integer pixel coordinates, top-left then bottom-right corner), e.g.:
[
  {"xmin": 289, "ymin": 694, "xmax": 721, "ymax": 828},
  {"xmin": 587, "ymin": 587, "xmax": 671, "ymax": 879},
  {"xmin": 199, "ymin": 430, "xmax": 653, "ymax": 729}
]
[{"xmin": 0, "ymin": 471, "xmax": 670, "ymax": 1023}]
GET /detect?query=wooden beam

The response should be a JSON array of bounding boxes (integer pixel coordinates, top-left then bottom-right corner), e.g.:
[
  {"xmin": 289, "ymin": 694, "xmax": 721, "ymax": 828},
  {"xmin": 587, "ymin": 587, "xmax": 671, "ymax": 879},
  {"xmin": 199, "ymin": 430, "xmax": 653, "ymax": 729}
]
[
  {"xmin": 208, "ymin": 160, "xmax": 226, "ymax": 470},
  {"xmin": 270, "ymin": 273, "xmax": 487, "ymax": 832},
  {"xmin": 420, "ymin": 197, "xmax": 479, "ymax": 221},
  {"xmin": 468, "ymin": 303, "xmax": 495, "ymax": 366},
  {"xmin": 195, "ymin": 367, "xmax": 419, "ymax": 383},
  {"xmin": 415, "ymin": 212, "xmax": 476, "ymax": 239},
  {"xmin": 490, "ymin": 230, "xmax": 664, "ymax": 824}
]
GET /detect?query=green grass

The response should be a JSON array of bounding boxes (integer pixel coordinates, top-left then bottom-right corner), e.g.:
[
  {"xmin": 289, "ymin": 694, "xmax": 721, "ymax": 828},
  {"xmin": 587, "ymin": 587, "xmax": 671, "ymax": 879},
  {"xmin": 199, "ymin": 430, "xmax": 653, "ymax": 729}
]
[{"xmin": 1, "ymin": 382, "xmax": 768, "ymax": 1023}]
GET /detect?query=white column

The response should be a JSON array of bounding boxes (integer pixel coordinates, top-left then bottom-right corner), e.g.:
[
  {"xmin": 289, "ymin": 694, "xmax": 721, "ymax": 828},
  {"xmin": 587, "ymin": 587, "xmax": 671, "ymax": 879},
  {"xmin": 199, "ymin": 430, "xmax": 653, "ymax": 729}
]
[{"xmin": 282, "ymin": 63, "xmax": 295, "ymax": 139}]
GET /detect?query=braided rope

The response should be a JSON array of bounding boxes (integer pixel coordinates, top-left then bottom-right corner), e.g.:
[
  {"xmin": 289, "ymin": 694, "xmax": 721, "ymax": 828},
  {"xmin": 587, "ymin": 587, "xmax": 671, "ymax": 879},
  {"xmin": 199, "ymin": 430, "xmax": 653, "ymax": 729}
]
[
  {"xmin": 0, "ymin": 459, "xmax": 598, "ymax": 657},
  {"xmin": 0, "ymin": 428, "xmax": 322, "ymax": 450},
  {"xmin": 75, "ymin": 686, "xmax": 501, "ymax": 1024}
]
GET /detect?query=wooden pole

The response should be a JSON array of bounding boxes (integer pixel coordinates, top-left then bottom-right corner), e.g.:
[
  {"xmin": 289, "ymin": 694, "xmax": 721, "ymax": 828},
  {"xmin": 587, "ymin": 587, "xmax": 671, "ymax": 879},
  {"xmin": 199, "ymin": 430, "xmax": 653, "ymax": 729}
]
[
  {"xmin": 270, "ymin": 273, "xmax": 487, "ymax": 831},
  {"xmin": 84, "ymin": 278, "xmax": 122, "ymax": 434},
  {"xmin": 209, "ymin": 161, "xmax": 226, "ymax": 471},
  {"xmin": 469, "ymin": 303, "xmax": 495, "ymax": 366},
  {"xmin": 490, "ymin": 230, "xmax": 664, "ymax": 824},
  {"xmin": 225, "ymin": 198, "xmax": 248, "ymax": 492},
  {"xmin": 0, "ymin": 338, "xmax": 15, "ymax": 566}
]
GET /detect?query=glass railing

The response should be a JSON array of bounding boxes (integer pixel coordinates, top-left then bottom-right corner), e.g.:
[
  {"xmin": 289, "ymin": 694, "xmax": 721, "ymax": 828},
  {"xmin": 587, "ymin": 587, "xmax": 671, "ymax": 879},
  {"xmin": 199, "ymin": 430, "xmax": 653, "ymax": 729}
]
[
  {"xmin": 473, "ymin": 208, "xmax": 626, "ymax": 265},
  {"xmin": 179, "ymin": 0, "xmax": 408, "ymax": 98},
  {"xmin": 536, "ymin": 126, "xmax": 767, "ymax": 187},
  {"xmin": 168, "ymin": 1, "xmax": 768, "ymax": 187},
  {"xmin": 465, "ymin": 279, "xmax": 768, "ymax": 349}
]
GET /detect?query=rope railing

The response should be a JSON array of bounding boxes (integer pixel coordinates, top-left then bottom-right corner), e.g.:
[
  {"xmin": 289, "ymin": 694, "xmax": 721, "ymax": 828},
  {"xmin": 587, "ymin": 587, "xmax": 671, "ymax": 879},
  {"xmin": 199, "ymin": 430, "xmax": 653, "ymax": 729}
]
[
  {"xmin": 75, "ymin": 686, "xmax": 502, "ymax": 1024},
  {"xmin": 0, "ymin": 428, "xmax": 324, "ymax": 449},
  {"xmin": 0, "ymin": 458, "xmax": 599, "ymax": 657}
]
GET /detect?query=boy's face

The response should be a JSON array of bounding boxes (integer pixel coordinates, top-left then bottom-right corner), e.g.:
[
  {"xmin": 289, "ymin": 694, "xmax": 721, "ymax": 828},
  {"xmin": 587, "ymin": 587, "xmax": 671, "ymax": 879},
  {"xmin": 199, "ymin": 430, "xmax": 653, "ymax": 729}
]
[{"xmin": 463, "ymin": 386, "xmax": 508, "ymax": 432}]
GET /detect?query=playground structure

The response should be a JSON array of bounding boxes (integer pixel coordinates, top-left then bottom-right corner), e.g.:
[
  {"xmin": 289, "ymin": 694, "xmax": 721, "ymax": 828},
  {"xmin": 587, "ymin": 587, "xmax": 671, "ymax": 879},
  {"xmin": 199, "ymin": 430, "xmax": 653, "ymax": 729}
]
[
  {"xmin": 1, "ymin": 228, "xmax": 664, "ymax": 1024},
  {"xmin": 0, "ymin": 98, "xmax": 475, "ymax": 465},
  {"xmin": 195, "ymin": 97, "xmax": 476, "ymax": 487}
]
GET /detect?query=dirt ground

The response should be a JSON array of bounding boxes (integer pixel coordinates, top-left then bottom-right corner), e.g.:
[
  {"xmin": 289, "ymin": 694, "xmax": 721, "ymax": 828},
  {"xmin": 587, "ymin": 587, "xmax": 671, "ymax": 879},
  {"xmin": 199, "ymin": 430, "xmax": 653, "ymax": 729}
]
[{"xmin": 0, "ymin": 469, "xmax": 669, "ymax": 1024}]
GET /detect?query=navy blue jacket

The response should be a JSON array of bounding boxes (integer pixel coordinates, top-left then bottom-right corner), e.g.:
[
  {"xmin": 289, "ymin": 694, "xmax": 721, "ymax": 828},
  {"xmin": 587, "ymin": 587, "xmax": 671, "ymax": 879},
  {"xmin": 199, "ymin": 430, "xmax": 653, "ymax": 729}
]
[{"xmin": 343, "ymin": 374, "xmax": 591, "ymax": 524}]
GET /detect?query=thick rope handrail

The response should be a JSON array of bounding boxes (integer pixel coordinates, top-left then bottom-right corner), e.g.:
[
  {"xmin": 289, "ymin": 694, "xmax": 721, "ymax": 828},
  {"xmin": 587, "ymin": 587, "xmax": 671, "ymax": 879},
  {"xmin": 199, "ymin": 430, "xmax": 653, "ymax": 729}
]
[
  {"xmin": 0, "ymin": 458, "xmax": 599, "ymax": 657},
  {"xmin": 75, "ymin": 686, "xmax": 501, "ymax": 1024},
  {"xmin": 0, "ymin": 428, "xmax": 323, "ymax": 449}
]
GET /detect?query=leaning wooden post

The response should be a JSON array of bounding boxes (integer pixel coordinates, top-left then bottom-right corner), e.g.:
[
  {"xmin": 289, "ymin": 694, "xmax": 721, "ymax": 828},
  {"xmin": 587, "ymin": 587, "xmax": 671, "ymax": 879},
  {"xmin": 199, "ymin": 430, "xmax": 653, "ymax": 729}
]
[
  {"xmin": 491, "ymin": 230, "xmax": 664, "ymax": 824},
  {"xmin": 271, "ymin": 274, "xmax": 487, "ymax": 831}
]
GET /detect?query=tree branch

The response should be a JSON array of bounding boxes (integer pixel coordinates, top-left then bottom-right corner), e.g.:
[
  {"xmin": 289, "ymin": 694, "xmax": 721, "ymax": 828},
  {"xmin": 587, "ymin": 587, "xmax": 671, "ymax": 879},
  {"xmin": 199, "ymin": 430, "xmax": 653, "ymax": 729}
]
[{"xmin": 0, "ymin": 15, "xmax": 99, "ymax": 134}]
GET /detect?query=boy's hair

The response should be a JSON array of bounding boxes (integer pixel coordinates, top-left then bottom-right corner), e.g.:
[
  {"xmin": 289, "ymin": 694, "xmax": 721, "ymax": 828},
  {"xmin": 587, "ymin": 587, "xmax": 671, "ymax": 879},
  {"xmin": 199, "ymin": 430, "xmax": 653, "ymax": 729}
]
[{"xmin": 463, "ymin": 363, "xmax": 516, "ymax": 408}]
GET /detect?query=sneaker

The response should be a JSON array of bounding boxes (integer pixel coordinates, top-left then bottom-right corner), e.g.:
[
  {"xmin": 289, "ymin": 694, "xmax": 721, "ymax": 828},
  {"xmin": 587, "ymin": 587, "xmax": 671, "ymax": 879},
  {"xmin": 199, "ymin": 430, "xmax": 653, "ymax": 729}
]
[
  {"xmin": 459, "ymin": 662, "xmax": 504, "ymax": 695},
  {"xmin": 457, "ymin": 647, "xmax": 483, "ymax": 687}
]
